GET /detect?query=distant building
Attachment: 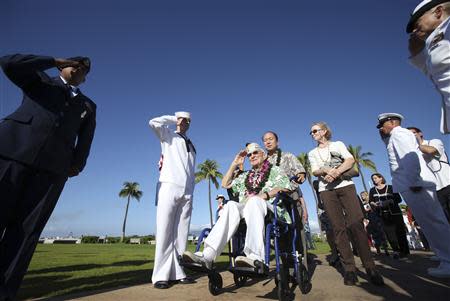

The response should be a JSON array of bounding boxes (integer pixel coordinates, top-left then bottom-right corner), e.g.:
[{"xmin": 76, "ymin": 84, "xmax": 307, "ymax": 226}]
[
  {"xmin": 39, "ymin": 236, "xmax": 81, "ymax": 244},
  {"xmin": 130, "ymin": 238, "xmax": 142, "ymax": 244}
]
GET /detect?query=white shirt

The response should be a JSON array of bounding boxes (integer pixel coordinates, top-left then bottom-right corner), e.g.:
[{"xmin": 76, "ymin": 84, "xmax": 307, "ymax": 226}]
[
  {"xmin": 384, "ymin": 126, "xmax": 436, "ymax": 193},
  {"xmin": 422, "ymin": 139, "xmax": 450, "ymax": 191},
  {"xmin": 149, "ymin": 115, "xmax": 196, "ymax": 197},
  {"xmin": 59, "ymin": 76, "xmax": 79, "ymax": 97},
  {"xmin": 308, "ymin": 141, "xmax": 354, "ymax": 192},
  {"xmin": 410, "ymin": 17, "xmax": 450, "ymax": 134}
]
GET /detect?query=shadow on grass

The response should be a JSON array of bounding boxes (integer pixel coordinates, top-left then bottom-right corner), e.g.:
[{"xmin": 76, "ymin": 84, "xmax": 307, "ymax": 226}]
[
  {"xmin": 18, "ymin": 259, "xmax": 154, "ymax": 301},
  {"xmin": 19, "ymin": 268, "xmax": 153, "ymax": 301},
  {"xmin": 26, "ymin": 260, "xmax": 152, "ymax": 275}
]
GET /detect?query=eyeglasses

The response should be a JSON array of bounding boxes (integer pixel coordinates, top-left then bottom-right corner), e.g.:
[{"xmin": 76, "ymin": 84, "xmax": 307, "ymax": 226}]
[
  {"xmin": 309, "ymin": 129, "xmax": 322, "ymax": 135},
  {"xmin": 246, "ymin": 151, "xmax": 260, "ymax": 157}
]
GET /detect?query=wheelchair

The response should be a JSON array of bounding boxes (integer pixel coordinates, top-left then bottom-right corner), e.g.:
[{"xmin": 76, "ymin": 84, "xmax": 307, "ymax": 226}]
[{"xmin": 179, "ymin": 192, "xmax": 311, "ymax": 300}]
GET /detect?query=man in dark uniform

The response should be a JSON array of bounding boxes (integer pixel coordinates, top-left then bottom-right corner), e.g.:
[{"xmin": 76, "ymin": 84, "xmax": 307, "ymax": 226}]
[{"xmin": 0, "ymin": 54, "xmax": 96, "ymax": 300}]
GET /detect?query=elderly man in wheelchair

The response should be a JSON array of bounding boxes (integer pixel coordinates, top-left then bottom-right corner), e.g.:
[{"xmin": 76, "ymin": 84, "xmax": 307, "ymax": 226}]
[{"xmin": 182, "ymin": 142, "xmax": 292, "ymax": 270}]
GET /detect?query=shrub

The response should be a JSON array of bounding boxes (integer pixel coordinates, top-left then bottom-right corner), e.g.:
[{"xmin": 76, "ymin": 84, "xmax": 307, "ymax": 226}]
[{"xmin": 81, "ymin": 236, "xmax": 99, "ymax": 244}]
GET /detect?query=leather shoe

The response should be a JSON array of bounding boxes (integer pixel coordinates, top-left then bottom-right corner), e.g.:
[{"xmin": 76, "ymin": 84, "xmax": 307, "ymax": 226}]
[
  {"xmin": 366, "ymin": 268, "xmax": 384, "ymax": 286},
  {"xmin": 179, "ymin": 277, "xmax": 196, "ymax": 284},
  {"xmin": 153, "ymin": 281, "xmax": 170, "ymax": 289},
  {"xmin": 343, "ymin": 271, "xmax": 358, "ymax": 286}
]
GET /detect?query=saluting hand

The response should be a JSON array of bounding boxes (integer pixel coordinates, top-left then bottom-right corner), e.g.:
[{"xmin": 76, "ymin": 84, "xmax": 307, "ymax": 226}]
[
  {"xmin": 232, "ymin": 150, "xmax": 246, "ymax": 166},
  {"xmin": 408, "ymin": 34, "xmax": 425, "ymax": 57},
  {"xmin": 55, "ymin": 58, "xmax": 82, "ymax": 69}
]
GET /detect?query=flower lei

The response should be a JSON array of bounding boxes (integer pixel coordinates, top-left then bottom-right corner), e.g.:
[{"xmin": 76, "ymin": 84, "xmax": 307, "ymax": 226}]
[{"xmin": 245, "ymin": 160, "xmax": 272, "ymax": 195}]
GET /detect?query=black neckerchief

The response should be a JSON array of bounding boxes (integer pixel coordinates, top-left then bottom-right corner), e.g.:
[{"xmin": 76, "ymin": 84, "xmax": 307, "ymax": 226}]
[{"xmin": 176, "ymin": 132, "xmax": 196, "ymax": 154}]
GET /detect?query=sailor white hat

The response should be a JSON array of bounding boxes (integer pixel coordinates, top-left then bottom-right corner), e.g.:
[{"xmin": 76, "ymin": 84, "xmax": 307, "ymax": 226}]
[
  {"xmin": 175, "ymin": 111, "xmax": 191, "ymax": 119},
  {"xmin": 216, "ymin": 194, "xmax": 225, "ymax": 200},
  {"xmin": 377, "ymin": 113, "xmax": 404, "ymax": 128},
  {"xmin": 406, "ymin": 0, "xmax": 450, "ymax": 33}
]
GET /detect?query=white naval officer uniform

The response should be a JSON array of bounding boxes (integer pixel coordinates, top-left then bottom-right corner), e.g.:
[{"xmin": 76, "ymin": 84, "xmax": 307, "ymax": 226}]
[
  {"xmin": 384, "ymin": 126, "xmax": 450, "ymax": 264},
  {"xmin": 149, "ymin": 114, "xmax": 196, "ymax": 283},
  {"xmin": 410, "ymin": 16, "xmax": 450, "ymax": 134}
]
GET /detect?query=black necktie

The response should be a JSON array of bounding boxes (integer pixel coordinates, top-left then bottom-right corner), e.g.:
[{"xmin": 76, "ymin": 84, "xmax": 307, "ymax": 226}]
[{"xmin": 65, "ymin": 84, "xmax": 79, "ymax": 98}]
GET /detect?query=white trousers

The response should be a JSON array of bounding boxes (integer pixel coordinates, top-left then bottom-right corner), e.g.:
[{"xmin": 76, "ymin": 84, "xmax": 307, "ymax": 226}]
[
  {"xmin": 401, "ymin": 188, "xmax": 450, "ymax": 264},
  {"xmin": 151, "ymin": 182, "xmax": 192, "ymax": 283},
  {"xmin": 204, "ymin": 196, "xmax": 267, "ymax": 261}
]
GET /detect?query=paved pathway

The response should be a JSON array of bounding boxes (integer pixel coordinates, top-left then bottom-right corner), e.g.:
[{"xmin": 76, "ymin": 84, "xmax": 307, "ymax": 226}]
[{"xmin": 42, "ymin": 251, "xmax": 449, "ymax": 301}]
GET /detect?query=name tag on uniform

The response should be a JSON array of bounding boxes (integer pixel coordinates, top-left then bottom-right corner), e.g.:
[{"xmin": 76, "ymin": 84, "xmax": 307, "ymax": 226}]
[{"xmin": 81, "ymin": 111, "xmax": 87, "ymax": 119}]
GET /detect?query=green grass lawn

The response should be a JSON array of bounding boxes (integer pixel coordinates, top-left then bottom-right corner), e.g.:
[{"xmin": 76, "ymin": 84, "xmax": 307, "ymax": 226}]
[{"xmin": 20, "ymin": 242, "xmax": 330, "ymax": 300}]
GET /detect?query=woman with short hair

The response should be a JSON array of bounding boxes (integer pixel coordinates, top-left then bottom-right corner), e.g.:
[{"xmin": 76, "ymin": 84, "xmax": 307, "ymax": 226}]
[{"xmin": 308, "ymin": 122, "xmax": 383, "ymax": 286}]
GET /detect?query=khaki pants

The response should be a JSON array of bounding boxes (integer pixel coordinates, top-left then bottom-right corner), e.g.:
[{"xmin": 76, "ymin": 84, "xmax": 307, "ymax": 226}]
[{"xmin": 320, "ymin": 184, "xmax": 375, "ymax": 272}]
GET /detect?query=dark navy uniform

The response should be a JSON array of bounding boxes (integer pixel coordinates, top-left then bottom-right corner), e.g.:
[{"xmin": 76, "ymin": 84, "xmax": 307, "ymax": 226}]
[{"xmin": 0, "ymin": 54, "xmax": 96, "ymax": 300}]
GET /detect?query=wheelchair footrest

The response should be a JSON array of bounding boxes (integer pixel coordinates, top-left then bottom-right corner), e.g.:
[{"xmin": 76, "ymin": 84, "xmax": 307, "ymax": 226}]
[
  {"xmin": 230, "ymin": 260, "xmax": 269, "ymax": 277},
  {"xmin": 178, "ymin": 255, "xmax": 213, "ymax": 273}
]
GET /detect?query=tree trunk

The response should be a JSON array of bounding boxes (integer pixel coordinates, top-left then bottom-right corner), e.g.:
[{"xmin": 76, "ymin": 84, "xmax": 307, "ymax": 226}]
[
  {"xmin": 121, "ymin": 196, "xmax": 130, "ymax": 242},
  {"xmin": 358, "ymin": 163, "xmax": 369, "ymax": 192},
  {"xmin": 208, "ymin": 178, "xmax": 213, "ymax": 228}
]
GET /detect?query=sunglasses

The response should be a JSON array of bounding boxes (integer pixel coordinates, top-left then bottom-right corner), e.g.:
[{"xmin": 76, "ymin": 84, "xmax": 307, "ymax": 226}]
[
  {"xmin": 309, "ymin": 129, "xmax": 322, "ymax": 135},
  {"xmin": 246, "ymin": 151, "xmax": 260, "ymax": 157}
]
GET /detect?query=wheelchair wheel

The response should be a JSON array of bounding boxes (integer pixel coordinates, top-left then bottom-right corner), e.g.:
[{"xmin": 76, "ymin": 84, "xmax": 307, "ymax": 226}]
[
  {"xmin": 299, "ymin": 263, "xmax": 312, "ymax": 294},
  {"xmin": 208, "ymin": 272, "xmax": 223, "ymax": 296},
  {"xmin": 233, "ymin": 274, "xmax": 248, "ymax": 287},
  {"xmin": 276, "ymin": 266, "xmax": 290, "ymax": 301}
]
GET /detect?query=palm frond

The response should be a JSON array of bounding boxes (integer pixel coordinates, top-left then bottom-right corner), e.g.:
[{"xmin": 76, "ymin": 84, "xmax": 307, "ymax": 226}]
[
  {"xmin": 211, "ymin": 177, "xmax": 220, "ymax": 189},
  {"xmin": 119, "ymin": 181, "xmax": 143, "ymax": 202}
]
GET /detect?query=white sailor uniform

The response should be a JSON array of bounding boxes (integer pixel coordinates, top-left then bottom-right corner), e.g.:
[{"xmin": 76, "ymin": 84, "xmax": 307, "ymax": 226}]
[
  {"xmin": 410, "ymin": 16, "xmax": 450, "ymax": 134},
  {"xmin": 149, "ymin": 115, "xmax": 196, "ymax": 283},
  {"xmin": 384, "ymin": 126, "xmax": 450, "ymax": 264}
]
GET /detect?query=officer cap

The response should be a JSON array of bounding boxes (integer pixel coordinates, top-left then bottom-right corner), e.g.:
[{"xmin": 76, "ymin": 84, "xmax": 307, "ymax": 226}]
[
  {"xmin": 406, "ymin": 0, "xmax": 450, "ymax": 33},
  {"xmin": 376, "ymin": 113, "xmax": 404, "ymax": 129}
]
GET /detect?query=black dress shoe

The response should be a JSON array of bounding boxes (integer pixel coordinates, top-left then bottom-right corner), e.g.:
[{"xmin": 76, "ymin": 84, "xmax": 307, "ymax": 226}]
[
  {"xmin": 154, "ymin": 281, "xmax": 170, "ymax": 289},
  {"xmin": 366, "ymin": 268, "xmax": 384, "ymax": 286},
  {"xmin": 179, "ymin": 277, "xmax": 196, "ymax": 284},
  {"xmin": 343, "ymin": 271, "xmax": 358, "ymax": 286}
]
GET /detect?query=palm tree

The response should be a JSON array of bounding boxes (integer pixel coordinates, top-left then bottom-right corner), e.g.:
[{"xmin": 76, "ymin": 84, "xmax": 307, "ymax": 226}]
[
  {"xmin": 119, "ymin": 182, "xmax": 143, "ymax": 242},
  {"xmin": 297, "ymin": 152, "xmax": 322, "ymax": 230},
  {"xmin": 195, "ymin": 160, "xmax": 223, "ymax": 228},
  {"xmin": 347, "ymin": 145, "xmax": 377, "ymax": 193}
]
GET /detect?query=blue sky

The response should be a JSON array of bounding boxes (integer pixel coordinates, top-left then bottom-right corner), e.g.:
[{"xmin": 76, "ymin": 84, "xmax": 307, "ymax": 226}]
[{"xmin": 1, "ymin": 0, "xmax": 449, "ymax": 237}]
